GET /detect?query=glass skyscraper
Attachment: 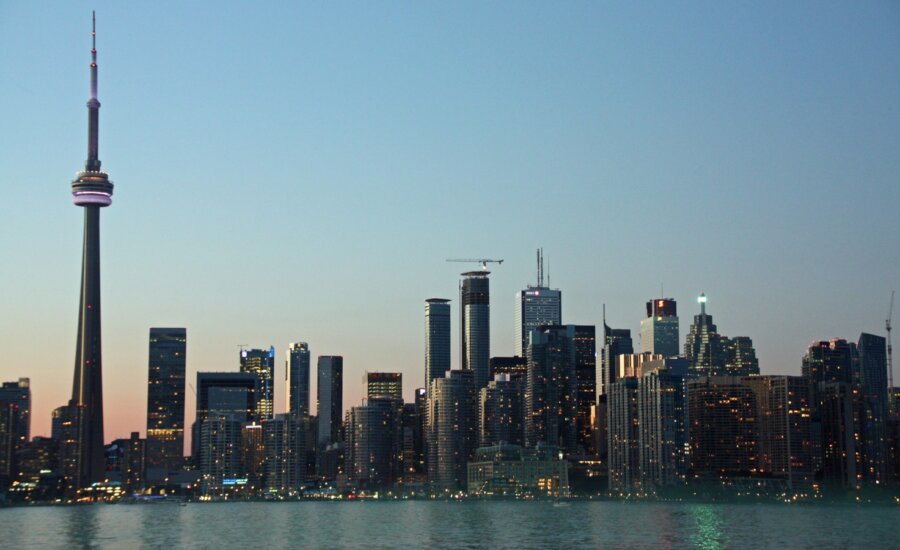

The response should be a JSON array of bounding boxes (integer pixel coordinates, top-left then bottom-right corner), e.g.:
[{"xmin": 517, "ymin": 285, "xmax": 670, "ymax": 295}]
[
  {"xmin": 146, "ymin": 328, "xmax": 186, "ymax": 470},
  {"xmin": 640, "ymin": 298, "xmax": 679, "ymax": 357},
  {"xmin": 240, "ymin": 347, "xmax": 275, "ymax": 421},
  {"xmin": 425, "ymin": 298, "xmax": 451, "ymax": 391},
  {"xmin": 286, "ymin": 342, "xmax": 310, "ymax": 417},
  {"xmin": 317, "ymin": 356, "xmax": 343, "ymax": 447},
  {"xmin": 461, "ymin": 272, "xmax": 491, "ymax": 390},
  {"xmin": 514, "ymin": 288, "xmax": 562, "ymax": 358}
]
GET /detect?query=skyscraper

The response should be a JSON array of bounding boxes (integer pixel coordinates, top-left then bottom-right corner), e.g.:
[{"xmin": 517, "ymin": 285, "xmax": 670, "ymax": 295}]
[
  {"xmin": 525, "ymin": 326, "xmax": 578, "ymax": 455},
  {"xmin": 461, "ymin": 272, "xmax": 491, "ymax": 390},
  {"xmin": 68, "ymin": 13, "xmax": 114, "ymax": 491},
  {"xmin": 427, "ymin": 369, "xmax": 477, "ymax": 492},
  {"xmin": 479, "ymin": 374, "xmax": 524, "ymax": 448},
  {"xmin": 317, "ymin": 356, "xmax": 343, "ymax": 447},
  {"xmin": 347, "ymin": 396, "xmax": 402, "ymax": 490},
  {"xmin": 146, "ymin": 328, "xmax": 186, "ymax": 470},
  {"xmin": 240, "ymin": 347, "xmax": 275, "ymax": 421},
  {"xmin": 722, "ymin": 336, "xmax": 760, "ymax": 376},
  {"xmin": 640, "ymin": 298, "xmax": 679, "ymax": 357},
  {"xmin": 687, "ymin": 376, "xmax": 758, "ymax": 479},
  {"xmin": 425, "ymin": 298, "xmax": 451, "ymax": 391},
  {"xmin": 192, "ymin": 372, "xmax": 258, "ymax": 461},
  {"xmin": 514, "ymin": 250, "xmax": 561, "ymax": 357},
  {"xmin": 286, "ymin": 342, "xmax": 311, "ymax": 417},
  {"xmin": 857, "ymin": 332, "xmax": 888, "ymax": 484},
  {"xmin": 684, "ymin": 294, "xmax": 725, "ymax": 375},
  {"xmin": 0, "ymin": 378, "xmax": 31, "ymax": 450}
]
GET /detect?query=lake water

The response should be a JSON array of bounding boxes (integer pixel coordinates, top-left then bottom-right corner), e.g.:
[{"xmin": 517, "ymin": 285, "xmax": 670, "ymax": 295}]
[{"xmin": 2, "ymin": 500, "xmax": 897, "ymax": 549}]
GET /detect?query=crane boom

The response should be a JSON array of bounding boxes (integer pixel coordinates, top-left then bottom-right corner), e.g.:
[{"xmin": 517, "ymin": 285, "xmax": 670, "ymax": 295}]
[{"xmin": 446, "ymin": 258, "xmax": 504, "ymax": 270}]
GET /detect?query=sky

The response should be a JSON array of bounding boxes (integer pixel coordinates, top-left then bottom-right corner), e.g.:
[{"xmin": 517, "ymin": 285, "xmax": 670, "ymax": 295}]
[{"xmin": 1, "ymin": 2, "xmax": 898, "ymax": 452}]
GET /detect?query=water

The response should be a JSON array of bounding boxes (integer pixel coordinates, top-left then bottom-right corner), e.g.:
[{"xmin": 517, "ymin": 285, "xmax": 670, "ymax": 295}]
[{"xmin": 1, "ymin": 501, "xmax": 897, "ymax": 549}]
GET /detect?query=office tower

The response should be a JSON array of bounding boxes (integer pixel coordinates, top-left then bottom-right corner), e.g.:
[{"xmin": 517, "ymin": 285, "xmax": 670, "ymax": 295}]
[
  {"xmin": 723, "ymin": 336, "xmax": 760, "ymax": 376},
  {"xmin": 0, "ymin": 379, "xmax": 31, "ymax": 445},
  {"xmin": 599, "ymin": 321, "xmax": 633, "ymax": 397},
  {"xmin": 347, "ymin": 396, "xmax": 402, "ymax": 490},
  {"xmin": 467, "ymin": 444, "xmax": 570, "ymax": 497},
  {"xmin": 461, "ymin": 271, "xmax": 491, "ymax": 390},
  {"xmin": 68, "ymin": 14, "xmax": 114, "ymax": 491},
  {"xmin": 286, "ymin": 343, "xmax": 311, "ymax": 417},
  {"xmin": 479, "ymin": 374, "xmax": 525, "ymax": 448},
  {"xmin": 514, "ymin": 250, "xmax": 561, "ymax": 357},
  {"xmin": 192, "ymin": 372, "xmax": 258, "ymax": 461},
  {"xmin": 572, "ymin": 326, "xmax": 597, "ymax": 456},
  {"xmin": 607, "ymin": 377, "xmax": 640, "ymax": 493},
  {"xmin": 107, "ymin": 432, "xmax": 146, "ymax": 493},
  {"xmin": 687, "ymin": 376, "xmax": 758, "ymax": 479},
  {"xmin": 524, "ymin": 326, "xmax": 578, "ymax": 454},
  {"xmin": 857, "ymin": 333, "xmax": 888, "ymax": 484},
  {"xmin": 425, "ymin": 298, "xmax": 451, "ymax": 391},
  {"xmin": 802, "ymin": 339, "xmax": 862, "ymax": 488},
  {"xmin": 146, "ymin": 328, "xmax": 186, "ymax": 470},
  {"xmin": 741, "ymin": 375, "xmax": 813, "ymax": 492},
  {"xmin": 638, "ymin": 359, "xmax": 690, "ymax": 490},
  {"xmin": 365, "ymin": 372, "xmax": 403, "ymax": 399},
  {"xmin": 241, "ymin": 423, "xmax": 265, "ymax": 491},
  {"xmin": 640, "ymin": 298, "xmax": 679, "ymax": 357},
  {"xmin": 240, "ymin": 347, "xmax": 275, "ymax": 420},
  {"xmin": 684, "ymin": 293, "xmax": 727, "ymax": 375},
  {"xmin": 317, "ymin": 356, "xmax": 343, "ymax": 447},
  {"xmin": 427, "ymin": 369, "xmax": 477, "ymax": 492}
]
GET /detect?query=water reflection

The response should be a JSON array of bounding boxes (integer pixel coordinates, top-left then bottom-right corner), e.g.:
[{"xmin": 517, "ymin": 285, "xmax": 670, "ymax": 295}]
[
  {"xmin": 64, "ymin": 506, "xmax": 100, "ymax": 549},
  {"xmin": 690, "ymin": 504, "xmax": 727, "ymax": 550}
]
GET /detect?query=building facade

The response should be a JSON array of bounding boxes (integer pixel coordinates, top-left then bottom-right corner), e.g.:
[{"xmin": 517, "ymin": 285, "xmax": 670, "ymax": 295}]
[
  {"xmin": 461, "ymin": 272, "xmax": 491, "ymax": 390},
  {"xmin": 240, "ymin": 347, "xmax": 276, "ymax": 421},
  {"xmin": 425, "ymin": 298, "xmax": 451, "ymax": 391},
  {"xmin": 640, "ymin": 298, "xmax": 679, "ymax": 357},
  {"xmin": 286, "ymin": 343, "xmax": 311, "ymax": 417},
  {"xmin": 317, "ymin": 356, "xmax": 343, "ymax": 447},
  {"xmin": 146, "ymin": 328, "xmax": 186, "ymax": 470}
]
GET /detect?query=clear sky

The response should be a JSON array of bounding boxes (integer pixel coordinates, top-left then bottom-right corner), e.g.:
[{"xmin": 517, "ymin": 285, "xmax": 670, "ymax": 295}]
[{"xmin": 1, "ymin": 2, "xmax": 898, "ymax": 451}]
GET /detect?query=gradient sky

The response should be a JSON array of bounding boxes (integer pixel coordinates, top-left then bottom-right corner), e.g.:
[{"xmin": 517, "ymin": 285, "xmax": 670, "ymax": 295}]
[{"xmin": 1, "ymin": 2, "xmax": 898, "ymax": 452}]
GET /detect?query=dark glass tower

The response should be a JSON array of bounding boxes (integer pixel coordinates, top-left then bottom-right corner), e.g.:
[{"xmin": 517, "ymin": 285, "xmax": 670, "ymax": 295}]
[
  {"xmin": 461, "ymin": 272, "xmax": 490, "ymax": 391},
  {"xmin": 317, "ymin": 356, "xmax": 343, "ymax": 447},
  {"xmin": 286, "ymin": 342, "xmax": 311, "ymax": 417},
  {"xmin": 69, "ymin": 13, "xmax": 114, "ymax": 491},
  {"xmin": 240, "ymin": 347, "xmax": 275, "ymax": 420},
  {"xmin": 146, "ymin": 328, "xmax": 187, "ymax": 470}
]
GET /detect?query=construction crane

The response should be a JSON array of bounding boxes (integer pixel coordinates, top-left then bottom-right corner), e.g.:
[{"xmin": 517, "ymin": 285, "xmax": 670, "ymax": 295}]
[
  {"xmin": 888, "ymin": 291, "xmax": 895, "ymax": 413},
  {"xmin": 446, "ymin": 258, "xmax": 503, "ymax": 271}
]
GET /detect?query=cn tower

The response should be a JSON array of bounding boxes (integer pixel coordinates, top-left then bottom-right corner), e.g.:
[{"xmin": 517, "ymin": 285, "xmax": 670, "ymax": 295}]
[{"xmin": 69, "ymin": 12, "xmax": 113, "ymax": 489}]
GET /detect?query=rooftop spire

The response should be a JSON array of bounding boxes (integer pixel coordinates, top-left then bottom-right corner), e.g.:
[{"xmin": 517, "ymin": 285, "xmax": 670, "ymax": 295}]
[{"xmin": 86, "ymin": 11, "xmax": 101, "ymax": 171}]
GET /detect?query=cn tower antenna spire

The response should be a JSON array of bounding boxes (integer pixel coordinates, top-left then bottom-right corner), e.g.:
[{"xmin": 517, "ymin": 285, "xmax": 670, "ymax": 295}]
[{"xmin": 86, "ymin": 10, "xmax": 100, "ymax": 171}]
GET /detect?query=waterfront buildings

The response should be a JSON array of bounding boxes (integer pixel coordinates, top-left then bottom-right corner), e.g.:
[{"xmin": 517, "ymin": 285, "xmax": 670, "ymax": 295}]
[
  {"xmin": 68, "ymin": 14, "xmax": 114, "ymax": 492},
  {"xmin": 687, "ymin": 376, "xmax": 758, "ymax": 479},
  {"xmin": 0, "ymin": 379, "xmax": 31, "ymax": 488},
  {"xmin": 425, "ymin": 299, "xmax": 451, "ymax": 391},
  {"xmin": 192, "ymin": 372, "xmax": 258, "ymax": 461},
  {"xmin": 347, "ymin": 396, "xmax": 402, "ymax": 490},
  {"xmin": 146, "ymin": 328, "xmax": 186, "ymax": 471},
  {"xmin": 286, "ymin": 343, "xmax": 311, "ymax": 417},
  {"xmin": 240, "ymin": 347, "xmax": 275, "ymax": 421},
  {"xmin": 427, "ymin": 369, "xmax": 477, "ymax": 492},
  {"xmin": 640, "ymin": 298, "xmax": 679, "ymax": 357},
  {"xmin": 317, "ymin": 356, "xmax": 343, "ymax": 447},
  {"xmin": 467, "ymin": 444, "xmax": 569, "ymax": 497},
  {"xmin": 461, "ymin": 272, "xmax": 491, "ymax": 390},
  {"xmin": 607, "ymin": 377, "xmax": 640, "ymax": 493},
  {"xmin": 599, "ymin": 322, "xmax": 633, "ymax": 397},
  {"xmin": 573, "ymin": 326, "xmax": 597, "ymax": 456}
]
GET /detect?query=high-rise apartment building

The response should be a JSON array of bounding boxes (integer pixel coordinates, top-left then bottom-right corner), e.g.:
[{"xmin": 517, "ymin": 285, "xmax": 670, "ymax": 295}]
[
  {"xmin": 146, "ymin": 328, "xmax": 186, "ymax": 470},
  {"xmin": 192, "ymin": 372, "xmax": 258, "ymax": 461},
  {"xmin": 461, "ymin": 272, "xmax": 491, "ymax": 390},
  {"xmin": 857, "ymin": 332, "xmax": 889, "ymax": 484},
  {"xmin": 317, "ymin": 356, "xmax": 343, "ymax": 447},
  {"xmin": 607, "ymin": 377, "xmax": 640, "ymax": 493},
  {"xmin": 687, "ymin": 376, "xmax": 758, "ymax": 479},
  {"xmin": 640, "ymin": 298, "xmax": 679, "ymax": 357},
  {"xmin": 427, "ymin": 369, "xmax": 477, "ymax": 492},
  {"xmin": 0, "ymin": 378, "xmax": 31, "ymax": 486},
  {"xmin": 637, "ymin": 359, "xmax": 690, "ymax": 490},
  {"xmin": 479, "ymin": 374, "xmax": 524, "ymax": 448},
  {"xmin": 286, "ymin": 343, "xmax": 310, "ymax": 417},
  {"xmin": 573, "ymin": 326, "xmax": 597, "ymax": 456},
  {"xmin": 240, "ymin": 347, "xmax": 275, "ymax": 421},
  {"xmin": 347, "ymin": 396, "xmax": 402, "ymax": 490},
  {"xmin": 425, "ymin": 299, "xmax": 451, "ymax": 391}
]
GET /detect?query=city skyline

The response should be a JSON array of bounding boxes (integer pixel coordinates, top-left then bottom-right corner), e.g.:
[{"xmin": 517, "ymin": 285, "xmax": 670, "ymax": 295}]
[{"xmin": 1, "ymin": 2, "xmax": 898, "ymax": 446}]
